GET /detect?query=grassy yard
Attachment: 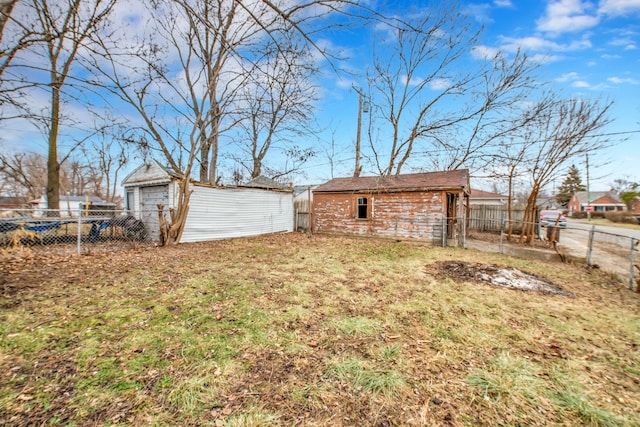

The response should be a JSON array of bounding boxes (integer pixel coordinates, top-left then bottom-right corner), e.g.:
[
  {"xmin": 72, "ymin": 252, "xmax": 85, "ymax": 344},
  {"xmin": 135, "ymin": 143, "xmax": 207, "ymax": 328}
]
[{"xmin": 1, "ymin": 234, "xmax": 639, "ymax": 426}]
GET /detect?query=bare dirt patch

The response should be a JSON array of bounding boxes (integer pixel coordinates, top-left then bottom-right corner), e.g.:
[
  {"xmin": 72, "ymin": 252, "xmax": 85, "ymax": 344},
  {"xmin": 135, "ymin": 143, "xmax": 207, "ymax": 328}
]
[{"xmin": 428, "ymin": 261, "xmax": 573, "ymax": 296}]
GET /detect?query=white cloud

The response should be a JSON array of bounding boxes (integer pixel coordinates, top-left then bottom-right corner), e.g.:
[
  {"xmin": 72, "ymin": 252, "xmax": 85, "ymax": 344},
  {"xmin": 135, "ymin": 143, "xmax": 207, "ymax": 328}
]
[
  {"xmin": 429, "ymin": 78, "xmax": 451, "ymax": 90},
  {"xmin": 401, "ymin": 75, "xmax": 424, "ymax": 86},
  {"xmin": 610, "ymin": 37, "xmax": 635, "ymax": 47},
  {"xmin": 529, "ymin": 53, "xmax": 562, "ymax": 63},
  {"xmin": 608, "ymin": 76, "xmax": 639, "ymax": 84},
  {"xmin": 556, "ymin": 71, "xmax": 580, "ymax": 82},
  {"xmin": 498, "ymin": 35, "xmax": 591, "ymax": 53},
  {"xmin": 572, "ymin": 80, "xmax": 591, "ymax": 88},
  {"xmin": 601, "ymin": 53, "xmax": 621, "ymax": 59},
  {"xmin": 598, "ymin": 0, "xmax": 640, "ymax": 16},
  {"xmin": 465, "ymin": 4, "xmax": 492, "ymax": 23},
  {"xmin": 536, "ymin": 0, "xmax": 600, "ymax": 34},
  {"xmin": 494, "ymin": 0, "xmax": 513, "ymax": 7},
  {"xmin": 470, "ymin": 45, "xmax": 500, "ymax": 60}
]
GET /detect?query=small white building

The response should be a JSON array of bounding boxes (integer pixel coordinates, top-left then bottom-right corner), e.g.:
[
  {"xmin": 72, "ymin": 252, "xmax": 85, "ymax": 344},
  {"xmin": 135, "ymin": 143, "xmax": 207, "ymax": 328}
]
[
  {"xmin": 30, "ymin": 195, "xmax": 106, "ymax": 216},
  {"xmin": 469, "ymin": 189, "xmax": 508, "ymax": 206},
  {"xmin": 122, "ymin": 161, "xmax": 294, "ymax": 242}
]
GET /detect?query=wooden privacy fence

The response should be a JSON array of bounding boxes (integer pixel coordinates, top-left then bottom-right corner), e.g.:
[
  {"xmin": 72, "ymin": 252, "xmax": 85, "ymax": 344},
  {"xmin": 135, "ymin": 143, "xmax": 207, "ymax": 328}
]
[
  {"xmin": 295, "ymin": 199, "xmax": 310, "ymax": 231},
  {"xmin": 469, "ymin": 205, "xmax": 525, "ymax": 232}
]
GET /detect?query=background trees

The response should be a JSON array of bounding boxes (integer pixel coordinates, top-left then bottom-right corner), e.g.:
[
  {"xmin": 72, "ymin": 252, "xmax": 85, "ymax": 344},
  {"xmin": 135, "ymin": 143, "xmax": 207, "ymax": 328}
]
[
  {"xmin": 1, "ymin": 0, "xmax": 117, "ymax": 211},
  {"xmin": 0, "ymin": 0, "xmax": 624, "ymax": 244},
  {"xmin": 555, "ymin": 164, "xmax": 586, "ymax": 208},
  {"xmin": 517, "ymin": 97, "xmax": 612, "ymax": 242},
  {"xmin": 363, "ymin": 4, "xmax": 538, "ymax": 176}
]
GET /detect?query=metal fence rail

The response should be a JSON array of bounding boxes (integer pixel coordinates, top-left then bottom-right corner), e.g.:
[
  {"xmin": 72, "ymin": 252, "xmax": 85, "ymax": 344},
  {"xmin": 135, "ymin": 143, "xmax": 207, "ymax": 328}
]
[{"xmin": 468, "ymin": 217, "xmax": 639, "ymax": 291}]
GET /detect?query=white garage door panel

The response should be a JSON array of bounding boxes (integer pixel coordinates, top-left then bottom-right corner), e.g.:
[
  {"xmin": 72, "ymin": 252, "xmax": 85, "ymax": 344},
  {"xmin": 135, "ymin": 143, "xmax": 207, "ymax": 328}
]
[{"xmin": 140, "ymin": 185, "xmax": 169, "ymax": 241}]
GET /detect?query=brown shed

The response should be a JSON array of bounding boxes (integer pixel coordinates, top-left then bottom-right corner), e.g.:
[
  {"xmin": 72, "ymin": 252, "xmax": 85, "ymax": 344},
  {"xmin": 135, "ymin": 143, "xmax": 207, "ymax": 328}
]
[{"xmin": 312, "ymin": 170, "xmax": 470, "ymax": 246}]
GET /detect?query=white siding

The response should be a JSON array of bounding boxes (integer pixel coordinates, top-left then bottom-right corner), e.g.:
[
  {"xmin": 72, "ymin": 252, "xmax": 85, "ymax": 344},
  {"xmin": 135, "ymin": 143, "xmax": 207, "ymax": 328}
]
[{"xmin": 180, "ymin": 186, "xmax": 294, "ymax": 243}]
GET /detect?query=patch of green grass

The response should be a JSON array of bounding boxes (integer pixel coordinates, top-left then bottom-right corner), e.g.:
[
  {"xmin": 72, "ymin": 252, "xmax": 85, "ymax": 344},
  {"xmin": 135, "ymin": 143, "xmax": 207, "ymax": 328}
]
[
  {"xmin": 467, "ymin": 353, "xmax": 548, "ymax": 408},
  {"xmin": 326, "ymin": 358, "xmax": 407, "ymax": 395},
  {"xmin": 223, "ymin": 406, "xmax": 281, "ymax": 426},
  {"xmin": 378, "ymin": 345, "xmax": 402, "ymax": 362},
  {"xmin": 332, "ymin": 316, "xmax": 382, "ymax": 336},
  {"xmin": 554, "ymin": 387, "xmax": 627, "ymax": 427}
]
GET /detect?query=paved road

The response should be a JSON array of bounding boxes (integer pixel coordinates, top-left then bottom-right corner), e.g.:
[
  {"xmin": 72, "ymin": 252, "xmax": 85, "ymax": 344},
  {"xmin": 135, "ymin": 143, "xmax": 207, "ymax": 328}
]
[
  {"xmin": 555, "ymin": 220, "xmax": 638, "ymax": 279},
  {"xmin": 567, "ymin": 219, "xmax": 640, "ymax": 240}
]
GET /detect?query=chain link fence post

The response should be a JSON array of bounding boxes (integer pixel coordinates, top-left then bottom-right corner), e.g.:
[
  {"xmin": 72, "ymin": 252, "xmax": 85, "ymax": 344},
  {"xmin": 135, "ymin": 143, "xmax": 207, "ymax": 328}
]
[
  {"xmin": 586, "ymin": 225, "xmax": 595, "ymax": 266},
  {"xmin": 630, "ymin": 238, "xmax": 637, "ymax": 291},
  {"xmin": 441, "ymin": 215, "xmax": 446, "ymax": 247},
  {"xmin": 77, "ymin": 211, "xmax": 82, "ymax": 254},
  {"xmin": 499, "ymin": 218, "xmax": 505, "ymax": 254}
]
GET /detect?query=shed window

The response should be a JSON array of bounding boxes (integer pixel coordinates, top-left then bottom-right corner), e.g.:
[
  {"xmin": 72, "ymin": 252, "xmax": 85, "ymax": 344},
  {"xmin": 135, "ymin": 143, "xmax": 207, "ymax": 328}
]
[
  {"xmin": 126, "ymin": 190, "xmax": 134, "ymax": 213},
  {"xmin": 357, "ymin": 197, "xmax": 368, "ymax": 219}
]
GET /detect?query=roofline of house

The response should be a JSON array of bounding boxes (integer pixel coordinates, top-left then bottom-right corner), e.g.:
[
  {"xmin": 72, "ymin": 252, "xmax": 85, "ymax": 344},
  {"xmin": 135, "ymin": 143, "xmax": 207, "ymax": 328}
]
[{"xmin": 314, "ymin": 186, "xmax": 469, "ymax": 195}]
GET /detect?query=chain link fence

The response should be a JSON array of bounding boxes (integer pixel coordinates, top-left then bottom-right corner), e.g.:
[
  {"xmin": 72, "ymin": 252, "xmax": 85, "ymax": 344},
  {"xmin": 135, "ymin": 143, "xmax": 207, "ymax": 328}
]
[
  {"xmin": 468, "ymin": 217, "xmax": 639, "ymax": 291},
  {"xmin": 2, "ymin": 208, "xmax": 637, "ymax": 291},
  {"xmin": 0, "ymin": 208, "xmax": 155, "ymax": 256}
]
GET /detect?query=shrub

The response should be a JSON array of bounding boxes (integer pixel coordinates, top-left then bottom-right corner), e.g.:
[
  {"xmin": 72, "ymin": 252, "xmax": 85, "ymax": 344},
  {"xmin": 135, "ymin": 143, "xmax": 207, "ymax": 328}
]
[{"xmin": 605, "ymin": 211, "xmax": 639, "ymax": 224}]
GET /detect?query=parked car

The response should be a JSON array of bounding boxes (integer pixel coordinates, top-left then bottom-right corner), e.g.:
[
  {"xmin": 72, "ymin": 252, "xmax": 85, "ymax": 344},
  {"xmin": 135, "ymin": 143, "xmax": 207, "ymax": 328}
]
[{"xmin": 540, "ymin": 210, "xmax": 567, "ymax": 228}]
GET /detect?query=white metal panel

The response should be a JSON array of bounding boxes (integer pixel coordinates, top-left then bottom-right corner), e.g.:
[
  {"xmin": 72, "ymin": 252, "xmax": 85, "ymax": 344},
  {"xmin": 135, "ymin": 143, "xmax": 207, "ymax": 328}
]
[
  {"xmin": 140, "ymin": 184, "xmax": 170, "ymax": 241},
  {"xmin": 180, "ymin": 186, "xmax": 294, "ymax": 243}
]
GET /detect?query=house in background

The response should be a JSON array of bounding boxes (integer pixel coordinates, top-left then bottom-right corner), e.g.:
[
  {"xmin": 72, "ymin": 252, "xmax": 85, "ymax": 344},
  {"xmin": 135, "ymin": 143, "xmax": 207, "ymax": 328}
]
[
  {"xmin": 312, "ymin": 169, "xmax": 470, "ymax": 246},
  {"xmin": 29, "ymin": 194, "xmax": 108, "ymax": 216},
  {"xmin": 0, "ymin": 196, "xmax": 28, "ymax": 210},
  {"xmin": 122, "ymin": 161, "xmax": 294, "ymax": 242},
  {"xmin": 568, "ymin": 191, "xmax": 626, "ymax": 214},
  {"xmin": 469, "ymin": 189, "xmax": 507, "ymax": 206}
]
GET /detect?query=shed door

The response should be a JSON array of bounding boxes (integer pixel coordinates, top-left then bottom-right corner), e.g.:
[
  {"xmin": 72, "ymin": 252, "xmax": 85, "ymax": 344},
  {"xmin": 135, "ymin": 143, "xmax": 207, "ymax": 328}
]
[{"xmin": 140, "ymin": 185, "xmax": 169, "ymax": 241}]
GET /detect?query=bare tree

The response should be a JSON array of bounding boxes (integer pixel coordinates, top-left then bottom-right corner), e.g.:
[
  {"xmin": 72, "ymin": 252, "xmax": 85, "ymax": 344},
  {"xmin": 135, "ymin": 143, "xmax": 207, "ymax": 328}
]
[
  {"xmin": 517, "ymin": 97, "xmax": 613, "ymax": 243},
  {"xmin": 1, "ymin": 0, "xmax": 116, "ymax": 212},
  {"xmin": 232, "ymin": 33, "xmax": 318, "ymax": 179},
  {"xmin": 365, "ymin": 4, "xmax": 538, "ymax": 176},
  {"xmin": 92, "ymin": 0, "xmax": 361, "ymax": 245},
  {"xmin": 0, "ymin": 151, "xmax": 47, "ymax": 199}
]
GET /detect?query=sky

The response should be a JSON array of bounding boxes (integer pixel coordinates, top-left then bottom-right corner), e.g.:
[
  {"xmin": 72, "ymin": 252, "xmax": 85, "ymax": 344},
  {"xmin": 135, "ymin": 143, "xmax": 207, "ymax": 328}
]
[
  {"xmin": 1, "ymin": 0, "xmax": 639, "ymax": 195},
  {"xmin": 307, "ymin": 0, "xmax": 640, "ymax": 192},
  {"xmin": 461, "ymin": 0, "xmax": 640, "ymax": 191}
]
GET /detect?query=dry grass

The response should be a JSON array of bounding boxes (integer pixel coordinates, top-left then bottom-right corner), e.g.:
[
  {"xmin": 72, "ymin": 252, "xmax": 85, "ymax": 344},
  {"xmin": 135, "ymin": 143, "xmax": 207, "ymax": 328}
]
[{"xmin": 1, "ymin": 233, "xmax": 638, "ymax": 426}]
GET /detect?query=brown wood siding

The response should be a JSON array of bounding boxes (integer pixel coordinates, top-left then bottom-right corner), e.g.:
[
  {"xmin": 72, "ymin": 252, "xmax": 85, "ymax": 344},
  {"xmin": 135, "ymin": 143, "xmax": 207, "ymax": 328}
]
[{"xmin": 312, "ymin": 190, "xmax": 447, "ymax": 241}]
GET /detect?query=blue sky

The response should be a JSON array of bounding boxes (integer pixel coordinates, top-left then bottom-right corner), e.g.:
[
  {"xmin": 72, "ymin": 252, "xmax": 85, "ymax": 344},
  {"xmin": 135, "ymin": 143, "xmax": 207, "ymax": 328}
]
[
  {"xmin": 308, "ymin": 0, "xmax": 640, "ymax": 191},
  {"xmin": 2, "ymin": 0, "xmax": 639, "ymax": 195}
]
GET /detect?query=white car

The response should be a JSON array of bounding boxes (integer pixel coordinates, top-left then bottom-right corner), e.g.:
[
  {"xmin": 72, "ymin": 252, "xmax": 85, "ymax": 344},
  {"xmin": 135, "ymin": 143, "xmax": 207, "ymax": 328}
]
[{"xmin": 539, "ymin": 210, "xmax": 567, "ymax": 228}]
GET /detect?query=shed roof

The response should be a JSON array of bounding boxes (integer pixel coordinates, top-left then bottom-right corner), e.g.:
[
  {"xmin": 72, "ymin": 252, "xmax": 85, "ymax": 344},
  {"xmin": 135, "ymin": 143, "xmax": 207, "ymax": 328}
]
[
  {"xmin": 470, "ymin": 189, "xmax": 507, "ymax": 199},
  {"xmin": 314, "ymin": 170, "xmax": 469, "ymax": 193},
  {"xmin": 240, "ymin": 175, "xmax": 292, "ymax": 192},
  {"xmin": 122, "ymin": 160, "xmax": 180, "ymax": 187}
]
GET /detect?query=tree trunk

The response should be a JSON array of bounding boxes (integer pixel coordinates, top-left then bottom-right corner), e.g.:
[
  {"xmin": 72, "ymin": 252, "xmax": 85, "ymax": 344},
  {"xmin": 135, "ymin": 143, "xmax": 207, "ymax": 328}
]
[
  {"xmin": 200, "ymin": 143, "xmax": 210, "ymax": 182},
  {"xmin": 0, "ymin": 0, "xmax": 18, "ymax": 43},
  {"xmin": 159, "ymin": 178, "xmax": 192, "ymax": 246},
  {"xmin": 47, "ymin": 80, "xmax": 61, "ymax": 213},
  {"xmin": 520, "ymin": 187, "xmax": 539, "ymax": 244}
]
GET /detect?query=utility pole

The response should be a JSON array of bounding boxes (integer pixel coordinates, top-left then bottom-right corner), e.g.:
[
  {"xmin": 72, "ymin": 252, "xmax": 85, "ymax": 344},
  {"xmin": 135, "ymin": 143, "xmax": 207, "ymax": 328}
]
[
  {"xmin": 586, "ymin": 153, "xmax": 591, "ymax": 221},
  {"xmin": 354, "ymin": 91, "xmax": 363, "ymax": 177},
  {"xmin": 352, "ymin": 86, "xmax": 368, "ymax": 178}
]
